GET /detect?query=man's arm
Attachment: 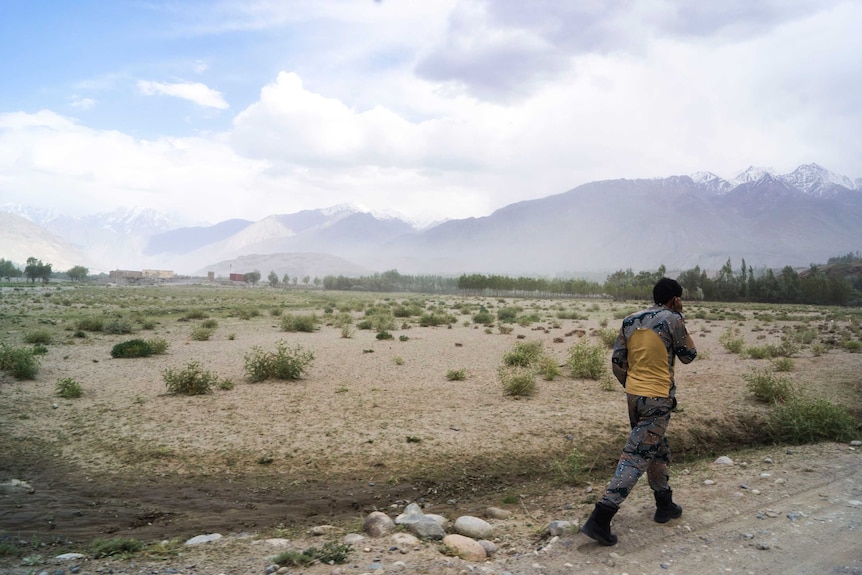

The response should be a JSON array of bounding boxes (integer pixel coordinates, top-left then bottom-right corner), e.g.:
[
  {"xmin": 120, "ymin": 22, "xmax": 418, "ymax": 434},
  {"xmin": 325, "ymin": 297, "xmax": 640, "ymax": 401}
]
[{"xmin": 611, "ymin": 331, "xmax": 628, "ymax": 385}]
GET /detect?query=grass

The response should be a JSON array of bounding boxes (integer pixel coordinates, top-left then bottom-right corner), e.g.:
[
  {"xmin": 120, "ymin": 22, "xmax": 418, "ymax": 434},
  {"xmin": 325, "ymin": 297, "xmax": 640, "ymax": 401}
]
[
  {"xmin": 281, "ymin": 313, "xmax": 319, "ymax": 332},
  {"xmin": 767, "ymin": 397, "xmax": 856, "ymax": 443},
  {"xmin": 273, "ymin": 541, "xmax": 351, "ymax": 567},
  {"xmin": 0, "ymin": 344, "xmax": 40, "ymax": 379},
  {"xmin": 446, "ymin": 368, "xmax": 467, "ymax": 381},
  {"xmin": 111, "ymin": 339, "xmax": 154, "ymax": 358},
  {"xmin": 244, "ymin": 341, "xmax": 314, "ymax": 382},
  {"xmin": 744, "ymin": 369, "xmax": 796, "ymax": 404},
  {"xmin": 500, "ymin": 366, "xmax": 536, "ymax": 397},
  {"xmin": 566, "ymin": 339, "xmax": 606, "ymax": 380},
  {"xmin": 23, "ymin": 328, "xmax": 53, "ymax": 344},
  {"xmin": 162, "ymin": 361, "xmax": 219, "ymax": 395},
  {"xmin": 56, "ymin": 377, "xmax": 83, "ymax": 399}
]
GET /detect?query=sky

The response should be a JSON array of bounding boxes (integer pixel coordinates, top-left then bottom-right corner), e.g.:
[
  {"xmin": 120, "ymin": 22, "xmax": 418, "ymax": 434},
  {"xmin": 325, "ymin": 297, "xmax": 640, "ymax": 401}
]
[{"xmin": 0, "ymin": 0, "xmax": 860, "ymax": 227}]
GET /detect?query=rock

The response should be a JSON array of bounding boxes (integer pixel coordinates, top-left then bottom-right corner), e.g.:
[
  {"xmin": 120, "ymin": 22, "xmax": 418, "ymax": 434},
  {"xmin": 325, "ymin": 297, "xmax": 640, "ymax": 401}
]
[
  {"xmin": 364, "ymin": 511, "xmax": 396, "ymax": 537},
  {"xmin": 454, "ymin": 516, "xmax": 494, "ymax": 539},
  {"xmin": 703, "ymin": 480, "xmax": 716, "ymax": 485},
  {"xmin": 261, "ymin": 538, "xmax": 290, "ymax": 547},
  {"xmin": 546, "ymin": 520, "xmax": 576, "ymax": 536},
  {"xmin": 443, "ymin": 534, "xmax": 487, "ymax": 562},
  {"xmin": 406, "ymin": 517, "xmax": 445, "ymax": 540},
  {"xmin": 391, "ymin": 532, "xmax": 420, "ymax": 547},
  {"xmin": 310, "ymin": 524, "xmax": 335, "ymax": 536},
  {"xmin": 714, "ymin": 456, "xmax": 734, "ymax": 465},
  {"xmin": 344, "ymin": 533, "xmax": 366, "ymax": 545},
  {"xmin": 478, "ymin": 539, "xmax": 498, "ymax": 557},
  {"xmin": 55, "ymin": 553, "xmax": 86, "ymax": 561},
  {"xmin": 185, "ymin": 533, "xmax": 222, "ymax": 545},
  {"xmin": 485, "ymin": 506, "xmax": 511, "ymax": 520},
  {"xmin": 850, "ymin": 440, "xmax": 862, "ymax": 447}
]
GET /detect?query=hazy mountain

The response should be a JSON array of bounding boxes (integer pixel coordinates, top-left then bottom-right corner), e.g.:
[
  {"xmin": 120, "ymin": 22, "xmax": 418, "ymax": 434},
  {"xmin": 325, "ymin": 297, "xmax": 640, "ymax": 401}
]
[
  {"xmin": 0, "ymin": 212, "xmax": 97, "ymax": 272},
  {"xmin": 2, "ymin": 164, "xmax": 860, "ymax": 278}
]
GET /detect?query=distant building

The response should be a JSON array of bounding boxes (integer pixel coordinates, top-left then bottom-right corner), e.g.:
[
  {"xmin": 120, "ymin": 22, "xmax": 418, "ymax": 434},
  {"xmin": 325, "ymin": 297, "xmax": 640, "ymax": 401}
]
[
  {"xmin": 229, "ymin": 273, "xmax": 246, "ymax": 282},
  {"xmin": 109, "ymin": 270, "xmax": 143, "ymax": 280},
  {"xmin": 142, "ymin": 269, "xmax": 174, "ymax": 279}
]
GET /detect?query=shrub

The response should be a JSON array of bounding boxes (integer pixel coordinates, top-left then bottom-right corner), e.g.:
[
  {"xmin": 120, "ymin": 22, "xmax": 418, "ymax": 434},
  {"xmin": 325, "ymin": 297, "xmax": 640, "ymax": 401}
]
[
  {"xmin": 201, "ymin": 318, "xmax": 219, "ymax": 329},
  {"xmin": 745, "ymin": 344, "xmax": 776, "ymax": 360},
  {"xmin": 236, "ymin": 307, "xmax": 260, "ymax": 320},
  {"xmin": 190, "ymin": 326, "xmax": 214, "ymax": 341},
  {"xmin": 503, "ymin": 340, "xmax": 544, "ymax": 367},
  {"xmin": 446, "ymin": 368, "xmax": 467, "ymax": 381},
  {"xmin": 566, "ymin": 340, "xmax": 606, "ymax": 380},
  {"xmin": 76, "ymin": 316, "xmax": 104, "ymax": 332},
  {"xmin": 281, "ymin": 314, "xmax": 318, "ymax": 332},
  {"xmin": 147, "ymin": 338, "xmax": 169, "ymax": 355},
  {"xmin": 538, "ymin": 355, "xmax": 561, "ymax": 381},
  {"xmin": 162, "ymin": 361, "xmax": 217, "ymax": 395},
  {"xmin": 376, "ymin": 331, "xmax": 394, "ymax": 340},
  {"xmin": 89, "ymin": 537, "xmax": 145, "ymax": 559},
  {"xmin": 500, "ymin": 366, "xmax": 536, "ymax": 397},
  {"xmin": 0, "ymin": 344, "xmax": 40, "ymax": 379},
  {"xmin": 244, "ymin": 341, "xmax": 314, "ymax": 382},
  {"xmin": 719, "ymin": 328, "xmax": 745, "ymax": 354},
  {"xmin": 767, "ymin": 397, "xmax": 856, "ymax": 443},
  {"xmin": 23, "ymin": 329, "xmax": 53, "ymax": 345},
  {"xmin": 56, "ymin": 377, "xmax": 83, "ymax": 399},
  {"xmin": 333, "ymin": 312, "xmax": 354, "ymax": 328},
  {"xmin": 111, "ymin": 339, "xmax": 153, "ymax": 358},
  {"xmin": 273, "ymin": 542, "xmax": 351, "ymax": 567},
  {"xmin": 498, "ymin": 325, "xmax": 514, "ymax": 335},
  {"xmin": 104, "ymin": 318, "xmax": 135, "ymax": 335},
  {"xmin": 341, "ymin": 325, "xmax": 355, "ymax": 339},
  {"xmin": 419, "ymin": 313, "xmax": 455, "ymax": 327},
  {"xmin": 497, "ymin": 306, "xmax": 522, "ymax": 323},
  {"xmin": 597, "ymin": 328, "xmax": 618, "ymax": 349},
  {"xmin": 551, "ymin": 449, "xmax": 585, "ymax": 484},
  {"xmin": 31, "ymin": 344, "xmax": 48, "ymax": 355},
  {"xmin": 472, "ymin": 308, "xmax": 494, "ymax": 325},
  {"xmin": 771, "ymin": 357, "xmax": 794, "ymax": 372},
  {"xmin": 182, "ymin": 309, "xmax": 208, "ymax": 320},
  {"xmin": 744, "ymin": 369, "xmax": 796, "ymax": 404}
]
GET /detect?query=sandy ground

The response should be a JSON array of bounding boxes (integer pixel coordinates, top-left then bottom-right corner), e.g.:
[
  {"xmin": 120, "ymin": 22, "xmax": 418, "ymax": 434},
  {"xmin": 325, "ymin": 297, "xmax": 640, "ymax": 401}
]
[{"xmin": 1, "ymin": 287, "xmax": 860, "ymax": 574}]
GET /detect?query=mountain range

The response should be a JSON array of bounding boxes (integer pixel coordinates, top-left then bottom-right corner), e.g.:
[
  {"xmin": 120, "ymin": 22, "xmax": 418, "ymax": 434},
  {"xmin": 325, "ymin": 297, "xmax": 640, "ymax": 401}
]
[{"xmin": 2, "ymin": 163, "xmax": 860, "ymax": 279}]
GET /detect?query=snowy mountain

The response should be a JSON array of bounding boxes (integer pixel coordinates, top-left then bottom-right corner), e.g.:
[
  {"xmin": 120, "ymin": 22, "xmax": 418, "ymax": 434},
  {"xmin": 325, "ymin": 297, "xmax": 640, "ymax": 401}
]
[{"xmin": 1, "ymin": 164, "xmax": 860, "ymax": 277}]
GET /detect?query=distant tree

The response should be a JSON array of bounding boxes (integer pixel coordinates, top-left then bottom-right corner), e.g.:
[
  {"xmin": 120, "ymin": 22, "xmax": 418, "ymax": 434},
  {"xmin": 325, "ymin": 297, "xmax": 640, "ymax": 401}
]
[
  {"xmin": 0, "ymin": 258, "xmax": 22, "ymax": 281},
  {"xmin": 67, "ymin": 265, "xmax": 89, "ymax": 282},
  {"xmin": 282, "ymin": 273, "xmax": 289, "ymax": 288},
  {"xmin": 302, "ymin": 275, "xmax": 310, "ymax": 286},
  {"xmin": 292, "ymin": 276, "xmax": 298, "ymax": 286},
  {"xmin": 24, "ymin": 257, "xmax": 52, "ymax": 284},
  {"xmin": 267, "ymin": 270, "xmax": 279, "ymax": 288},
  {"xmin": 313, "ymin": 276, "xmax": 321, "ymax": 287},
  {"xmin": 244, "ymin": 270, "xmax": 261, "ymax": 286}
]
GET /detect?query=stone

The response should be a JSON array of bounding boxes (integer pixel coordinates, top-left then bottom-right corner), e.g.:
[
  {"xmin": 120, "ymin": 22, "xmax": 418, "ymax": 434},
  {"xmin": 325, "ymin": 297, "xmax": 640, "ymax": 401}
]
[
  {"xmin": 364, "ymin": 511, "xmax": 396, "ymax": 537},
  {"xmin": 454, "ymin": 515, "xmax": 493, "ymax": 539},
  {"xmin": 185, "ymin": 533, "xmax": 222, "ymax": 545},
  {"xmin": 546, "ymin": 520, "xmax": 576, "ymax": 536},
  {"xmin": 485, "ymin": 506, "xmax": 512, "ymax": 520},
  {"xmin": 714, "ymin": 456, "xmax": 734, "ymax": 465},
  {"xmin": 443, "ymin": 534, "xmax": 487, "ymax": 562}
]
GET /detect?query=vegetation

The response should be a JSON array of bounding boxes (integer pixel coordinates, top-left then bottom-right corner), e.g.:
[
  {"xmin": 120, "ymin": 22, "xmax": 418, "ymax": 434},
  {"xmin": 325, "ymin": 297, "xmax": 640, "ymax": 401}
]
[
  {"xmin": 56, "ymin": 377, "xmax": 83, "ymax": 399},
  {"xmin": 281, "ymin": 313, "xmax": 319, "ymax": 332},
  {"xmin": 273, "ymin": 541, "xmax": 351, "ymax": 567},
  {"xmin": 244, "ymin": 341, "xmax": 314, "ymax": 382},
  {"xmin": 566, "ymin": 339, "xmax": 606, "ymax": 379},
  {"xmin": 0, "ymin": 344, "xmax": 40, "ymax": 379},
  {"xmin": 111, "ymin": 339, "xmax": 154, "ymax": 359},
  {"xmin": 162, "ymin": 361, "xmax": 219, "ymax": 395}
]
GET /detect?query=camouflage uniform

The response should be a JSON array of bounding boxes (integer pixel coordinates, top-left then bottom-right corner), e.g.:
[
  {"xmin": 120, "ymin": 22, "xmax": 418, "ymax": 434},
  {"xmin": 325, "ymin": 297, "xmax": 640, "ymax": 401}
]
[{"xmin": 602, "ymin": 305, "xmax": 697, "ymax": 508}]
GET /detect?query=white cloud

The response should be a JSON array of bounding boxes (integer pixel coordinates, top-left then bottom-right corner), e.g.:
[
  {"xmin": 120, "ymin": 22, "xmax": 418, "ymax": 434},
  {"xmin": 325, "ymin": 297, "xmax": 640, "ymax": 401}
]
[
  {"xmin": 137, "ymin": 80, "xmax": 229, "ymax": 109},
  {"xmin": 69, "ymin": 97, "xmax": 97, "ymax": 111}
]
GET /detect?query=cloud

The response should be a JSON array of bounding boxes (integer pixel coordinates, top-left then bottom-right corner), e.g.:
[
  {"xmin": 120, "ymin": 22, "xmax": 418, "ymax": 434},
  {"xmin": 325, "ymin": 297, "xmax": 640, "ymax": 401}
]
[
  {"xmin": 137, "ymin": 80, "xmax": 229, "ymax": 109},
  {"xmin": 69, "ymin": 97, "xmax": 97, "ymax": 111}
]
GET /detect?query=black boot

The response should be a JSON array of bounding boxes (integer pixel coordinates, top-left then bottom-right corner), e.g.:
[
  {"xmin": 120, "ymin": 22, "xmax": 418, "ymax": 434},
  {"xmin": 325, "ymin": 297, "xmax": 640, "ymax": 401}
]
[
  {"xmin": 581, "ymin": 501, "xmax": 618, "ymax": 546},
  {"xmin": 653, "ymin": 488, "xmax": 682, "ymax": 523}
]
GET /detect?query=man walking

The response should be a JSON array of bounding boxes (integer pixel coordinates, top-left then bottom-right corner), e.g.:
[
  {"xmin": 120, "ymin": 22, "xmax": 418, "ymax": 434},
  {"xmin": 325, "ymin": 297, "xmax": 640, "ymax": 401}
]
[{"xmin": 581, "ymin": 277, "xmax": 697, "ymax": 546}]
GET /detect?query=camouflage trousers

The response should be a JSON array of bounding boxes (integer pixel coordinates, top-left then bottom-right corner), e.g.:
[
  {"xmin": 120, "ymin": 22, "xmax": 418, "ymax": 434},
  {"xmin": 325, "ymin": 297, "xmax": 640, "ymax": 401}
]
[{"xmin": 601, "ymin": 394, "xmax": 674, "ymax": 507}]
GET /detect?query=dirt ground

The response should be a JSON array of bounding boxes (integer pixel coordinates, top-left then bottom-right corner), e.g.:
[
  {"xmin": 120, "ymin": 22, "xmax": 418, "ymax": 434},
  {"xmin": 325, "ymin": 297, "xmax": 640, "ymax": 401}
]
[{"xmin": 1, "ymin": 288, "xmax": 860, "ymax": 574}]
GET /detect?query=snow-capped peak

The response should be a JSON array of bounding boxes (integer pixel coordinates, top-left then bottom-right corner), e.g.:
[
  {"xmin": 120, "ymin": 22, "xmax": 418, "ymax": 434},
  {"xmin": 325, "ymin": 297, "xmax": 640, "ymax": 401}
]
[
  {"xmin": 690, "ymin": 171, "xmax": 733, "ymax": 194},
  {"xmin": 730, "ymin": 166, "xmax": 776, "ymax": 187},
  {"xmin": 778, "ymin": 163, "xmax": 855, "ymax": 197}
]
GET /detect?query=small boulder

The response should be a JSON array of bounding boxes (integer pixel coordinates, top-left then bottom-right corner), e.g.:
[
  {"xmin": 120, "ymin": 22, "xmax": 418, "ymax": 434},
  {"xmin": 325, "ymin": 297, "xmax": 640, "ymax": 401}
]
[
  {"xmin": 443, "ymin": 534, "xmax": 487, "ymax": 562},
  {"xmin": 364, "ymin": 511, "xmax": 396, "ymax": 538}
]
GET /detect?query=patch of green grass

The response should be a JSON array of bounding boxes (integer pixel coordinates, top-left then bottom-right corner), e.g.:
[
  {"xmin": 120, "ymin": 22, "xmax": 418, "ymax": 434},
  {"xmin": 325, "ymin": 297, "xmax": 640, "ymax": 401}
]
[
  {"xmin": 500, "ymin": 366, "xmax": 536, "ymax": 397},
  {"xmin": 190, "ymin": 326, "xmax": 215, "ymax": 341},
  {"xmin": 147, "ymin": 338, "xmax": 169, "ymax": 355},
  {"xmin": 56, "ymin": 377, "xmax": 83, "ymax": 399},
  {"xmin": 719, "ymin": 328, "xmax": 745, "ymax": 354},
  {"xmin": 89, "ymin": 537, "xmax": 145, "ymax": 559},
  {"xmin": 566, "ymin": 339, "xmax": 606, "ymax": 380},
  {"xmin": 23, "ymin": 329, "xmax": 53, "ymax": 345},
  {"xmin": 273, "ymin": 542, "xmax": 351, "ymax": 567},
  {"xmin": 446, "ymin": 368, "xmax": 467, "ymax": 381},
  {"xmin": 0, "ymin": 344, "xmax": 40, "ymax": 379},
  {"xmin": 744, "ymin": 368, "xmax": 796, "ymax": 404},
  {"xmin": 162, "ymin": 361, "xmax": 218, "ymax": 395},
  {"xmin": 767, "ymin": 397, "xmax": 857, "ymax": 443},
  {"xmin": 597, "ymin": 328, "xmax": 618, "ymax": 349},
  {"xmin": 281, "ymin": 314, "xmax": 319, "ymax": 332},
  {"xmin": 503, "ymin": 340, "xmax": 544, "ymax": 367},
  {"xmin": 244, "ymin": 341, "xmax": 314, "ymax": 382}
]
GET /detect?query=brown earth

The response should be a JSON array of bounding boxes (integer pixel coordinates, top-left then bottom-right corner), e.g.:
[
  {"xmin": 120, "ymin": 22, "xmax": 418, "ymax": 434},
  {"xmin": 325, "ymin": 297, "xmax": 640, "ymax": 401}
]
[{"xmin": 1, "ymin": 288, "xmax": 860, "ymax": 574}]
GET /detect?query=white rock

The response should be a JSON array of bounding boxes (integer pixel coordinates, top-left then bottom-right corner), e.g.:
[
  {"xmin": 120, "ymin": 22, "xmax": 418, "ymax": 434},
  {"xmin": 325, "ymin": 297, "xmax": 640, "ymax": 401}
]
[
  {"xmin": 55, "ymin": 553, "xmax": 86, "ymax": 561},
  {"xmin": 442, "ymin": 534, "xmax": 487, "ymax": 562},
  {"xmin": 703, "ymin": 480, "xmax": 716, "ymax": 486},
  {"xmin": 364, "ymin": 511, "xmax": 396, "ymax": 537},
  {"xmin": 714, "ymin": 456, "xmax": 734, "ymax": 465},
  {"xmin": 185, "ymin": 533, "xmax": 222, "ymax": 545}
]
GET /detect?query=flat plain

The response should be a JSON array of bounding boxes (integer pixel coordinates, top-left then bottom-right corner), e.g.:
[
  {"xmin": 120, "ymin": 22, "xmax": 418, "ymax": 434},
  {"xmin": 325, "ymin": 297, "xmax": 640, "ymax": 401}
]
[{"xmin": 1, "ymin": 283, "xmax": 860, "ymax": 574}]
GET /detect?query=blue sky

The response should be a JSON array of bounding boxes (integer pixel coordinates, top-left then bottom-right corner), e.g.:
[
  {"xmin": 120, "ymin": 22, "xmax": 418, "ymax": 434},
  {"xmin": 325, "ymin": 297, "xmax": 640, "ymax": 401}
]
[{"xmin": 1, "ymin": 0, "xmax": 860, "ymax": 226}]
